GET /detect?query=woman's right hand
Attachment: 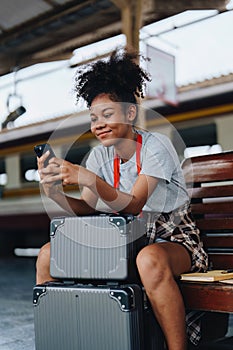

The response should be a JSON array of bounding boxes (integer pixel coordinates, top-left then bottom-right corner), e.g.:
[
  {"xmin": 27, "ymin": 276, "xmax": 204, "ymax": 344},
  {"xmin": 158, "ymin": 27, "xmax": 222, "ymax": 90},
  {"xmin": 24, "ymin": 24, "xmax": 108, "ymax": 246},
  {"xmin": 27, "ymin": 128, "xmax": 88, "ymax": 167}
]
[{"xmin": 37, "ymin": 151, "xmax": 62, "ymax": 198}]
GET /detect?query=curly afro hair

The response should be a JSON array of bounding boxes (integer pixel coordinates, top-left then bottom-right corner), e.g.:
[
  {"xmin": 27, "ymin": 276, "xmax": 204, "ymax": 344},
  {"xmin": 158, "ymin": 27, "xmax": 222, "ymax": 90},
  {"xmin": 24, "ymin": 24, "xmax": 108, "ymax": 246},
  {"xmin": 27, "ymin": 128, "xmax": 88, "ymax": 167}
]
[{"xmin": 74, "ymin": 49, "xmax": 151, "ymax": 107}]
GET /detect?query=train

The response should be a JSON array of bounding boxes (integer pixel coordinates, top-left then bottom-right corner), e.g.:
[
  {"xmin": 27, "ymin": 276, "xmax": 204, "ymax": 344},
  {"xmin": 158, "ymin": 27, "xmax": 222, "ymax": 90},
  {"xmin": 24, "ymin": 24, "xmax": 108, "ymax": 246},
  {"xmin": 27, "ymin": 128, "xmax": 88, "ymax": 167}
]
[{"xmin": 1, "ymin": 78, "xmax": 233, "ymax": 256}]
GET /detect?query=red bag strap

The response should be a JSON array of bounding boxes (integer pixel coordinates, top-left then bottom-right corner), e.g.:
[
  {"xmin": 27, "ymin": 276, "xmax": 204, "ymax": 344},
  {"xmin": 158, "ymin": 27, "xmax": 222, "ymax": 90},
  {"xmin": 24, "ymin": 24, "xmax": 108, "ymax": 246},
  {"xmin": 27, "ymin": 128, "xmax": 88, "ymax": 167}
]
[{"xmin": 114, "ymin": 133, "xmax": 142, "ymax": 189}]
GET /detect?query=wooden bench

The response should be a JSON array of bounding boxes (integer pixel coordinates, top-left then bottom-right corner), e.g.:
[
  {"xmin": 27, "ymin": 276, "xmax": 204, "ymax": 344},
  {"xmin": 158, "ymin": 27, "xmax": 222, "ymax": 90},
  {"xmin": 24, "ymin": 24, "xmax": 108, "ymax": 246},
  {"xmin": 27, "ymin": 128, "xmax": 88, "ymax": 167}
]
[
  {"xmin": 179, "ymin": 151, "xmax": 233, "ymax": 345},
  {"xmin": 180, "ymin": 151, "xmax": 233, "ymax": 312}
]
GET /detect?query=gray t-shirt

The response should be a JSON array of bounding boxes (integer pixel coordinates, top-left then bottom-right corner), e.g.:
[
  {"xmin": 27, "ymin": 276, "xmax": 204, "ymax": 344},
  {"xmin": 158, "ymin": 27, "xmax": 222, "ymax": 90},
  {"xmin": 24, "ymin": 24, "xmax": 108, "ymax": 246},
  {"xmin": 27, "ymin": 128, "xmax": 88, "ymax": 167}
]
[{"xmin": 85, "ymin": 130, "xmax": 189, "ymax": 213}]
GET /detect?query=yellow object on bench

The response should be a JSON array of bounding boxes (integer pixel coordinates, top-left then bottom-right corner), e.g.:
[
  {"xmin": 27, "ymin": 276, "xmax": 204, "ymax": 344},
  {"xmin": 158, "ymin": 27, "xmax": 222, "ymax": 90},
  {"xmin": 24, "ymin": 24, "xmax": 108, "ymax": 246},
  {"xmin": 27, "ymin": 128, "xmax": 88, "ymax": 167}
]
[{"xmin": 180, "ymin": 270, "xmax": 233, "ymax": 282}]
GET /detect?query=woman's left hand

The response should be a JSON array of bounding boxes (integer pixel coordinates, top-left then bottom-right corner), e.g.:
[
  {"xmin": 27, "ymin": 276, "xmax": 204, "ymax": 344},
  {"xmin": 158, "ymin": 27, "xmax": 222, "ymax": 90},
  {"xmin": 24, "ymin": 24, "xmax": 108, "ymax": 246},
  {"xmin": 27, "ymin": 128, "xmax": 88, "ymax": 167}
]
[
  {"xmin": 60, "ymin": 160, "xmax": 81, "ymax": 186},
  {"xmin": 40, "ymin": 157, "xmax": 88, "ymax": 186}
]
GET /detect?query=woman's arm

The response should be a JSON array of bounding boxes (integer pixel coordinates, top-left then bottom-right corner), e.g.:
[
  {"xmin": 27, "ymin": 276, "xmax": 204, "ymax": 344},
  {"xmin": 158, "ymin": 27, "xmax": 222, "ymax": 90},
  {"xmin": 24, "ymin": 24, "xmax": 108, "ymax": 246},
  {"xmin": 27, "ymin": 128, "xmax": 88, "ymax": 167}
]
[
  {"xmin": 91, "ymin": 172, "xmax": 158, "ymax": 215},
  {"xmin": 46, "ymin": 188, "xmax": 97, "ymax": 216},
  {"xmin": 39, "ymin": 152, "xmax": 158, "ymax": 216}
]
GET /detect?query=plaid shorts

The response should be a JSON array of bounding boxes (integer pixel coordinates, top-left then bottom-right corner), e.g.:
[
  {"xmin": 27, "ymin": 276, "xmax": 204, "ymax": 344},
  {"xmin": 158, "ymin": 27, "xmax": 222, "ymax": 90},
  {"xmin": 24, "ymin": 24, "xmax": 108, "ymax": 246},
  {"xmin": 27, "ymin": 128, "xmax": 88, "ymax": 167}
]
[
  {"xmin": 144, "ymin": 202, "xmax": 208, "ymax": 345},
  {"xmin": 144, "ymin": 202, "xmax": 208, "ymax": 272}
]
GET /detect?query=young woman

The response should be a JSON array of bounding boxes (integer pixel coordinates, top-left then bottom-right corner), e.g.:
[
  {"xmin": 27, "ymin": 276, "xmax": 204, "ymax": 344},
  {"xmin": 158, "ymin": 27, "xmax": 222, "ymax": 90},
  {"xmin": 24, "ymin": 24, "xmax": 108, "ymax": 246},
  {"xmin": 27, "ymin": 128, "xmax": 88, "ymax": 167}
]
[{"xmin": 36, "ymin": 50, "xmax": 208, "ymax": 350}]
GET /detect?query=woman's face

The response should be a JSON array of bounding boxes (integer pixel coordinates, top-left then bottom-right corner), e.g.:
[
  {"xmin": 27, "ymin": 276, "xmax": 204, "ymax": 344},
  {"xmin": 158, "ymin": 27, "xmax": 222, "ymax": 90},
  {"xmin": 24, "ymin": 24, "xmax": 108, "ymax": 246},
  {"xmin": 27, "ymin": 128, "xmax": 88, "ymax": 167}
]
[{"xmin": 90, "ymin": 93, "xmax": 136, "ymax": 147}]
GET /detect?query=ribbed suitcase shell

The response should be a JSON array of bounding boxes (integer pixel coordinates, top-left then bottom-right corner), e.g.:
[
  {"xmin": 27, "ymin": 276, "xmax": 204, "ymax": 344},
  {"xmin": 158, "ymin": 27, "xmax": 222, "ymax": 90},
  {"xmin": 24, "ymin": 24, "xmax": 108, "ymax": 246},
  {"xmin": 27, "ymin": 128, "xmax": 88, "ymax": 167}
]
[
  {"xmin": 33, "ymin": 283, "xmax": 144, "ymax": 350},
  {"xmin": 50, "ymin": 214, "xmax": 145, "ymax": 281}
]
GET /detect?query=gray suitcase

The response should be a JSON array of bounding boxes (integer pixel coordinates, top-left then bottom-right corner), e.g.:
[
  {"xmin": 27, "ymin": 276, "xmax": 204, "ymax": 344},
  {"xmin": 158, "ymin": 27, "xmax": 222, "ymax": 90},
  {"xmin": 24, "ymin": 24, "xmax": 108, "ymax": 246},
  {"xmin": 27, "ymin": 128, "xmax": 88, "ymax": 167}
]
[
  {"xmin": 33, "ymin": 283, "xmax": 145, "ymax": 350},
  {"xmin": 50, "ymin": 214, "xmax": 145, "ymax": 281}
]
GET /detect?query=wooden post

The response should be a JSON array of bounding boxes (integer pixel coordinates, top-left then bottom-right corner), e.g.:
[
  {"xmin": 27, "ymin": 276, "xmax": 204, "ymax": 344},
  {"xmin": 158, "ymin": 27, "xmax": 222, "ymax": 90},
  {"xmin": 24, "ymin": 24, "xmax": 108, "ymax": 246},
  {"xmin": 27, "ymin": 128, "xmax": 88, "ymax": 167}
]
[{"xmin": 110, "ymin": 0, "xmax": 146, "ymax": 128}]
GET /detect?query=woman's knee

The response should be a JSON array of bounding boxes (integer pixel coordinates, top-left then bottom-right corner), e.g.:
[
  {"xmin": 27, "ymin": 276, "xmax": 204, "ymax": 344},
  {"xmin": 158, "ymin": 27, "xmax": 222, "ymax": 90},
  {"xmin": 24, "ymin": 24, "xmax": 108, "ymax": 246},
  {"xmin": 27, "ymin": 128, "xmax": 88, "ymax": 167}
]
[
  {"xmin": 136, "ymin": 244, "xmax": 171, "ymax": 281},
  {"xmin": 36, "ymin": 242, "xmax": 51, "ymax": 269}
]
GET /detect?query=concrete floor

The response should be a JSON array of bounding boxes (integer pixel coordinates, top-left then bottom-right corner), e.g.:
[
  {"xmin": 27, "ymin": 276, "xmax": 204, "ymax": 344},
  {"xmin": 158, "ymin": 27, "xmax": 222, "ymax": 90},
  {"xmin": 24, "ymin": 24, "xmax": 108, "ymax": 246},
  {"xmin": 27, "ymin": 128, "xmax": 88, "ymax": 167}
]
[
  {"xmin": 0, "ymin": 256, "xmax": 233, "ymax": 350},
  {"xmin": 0, "ymin": 257, "xmax": 36, "ymax": 350}
]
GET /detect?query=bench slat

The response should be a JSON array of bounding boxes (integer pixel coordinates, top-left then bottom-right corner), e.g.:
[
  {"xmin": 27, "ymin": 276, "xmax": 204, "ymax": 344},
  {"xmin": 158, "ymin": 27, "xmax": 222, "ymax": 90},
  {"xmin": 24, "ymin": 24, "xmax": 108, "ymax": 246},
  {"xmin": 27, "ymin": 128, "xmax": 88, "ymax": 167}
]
[
  {"xmin": 184, "ymin": 165, "xmax": 233, "ymax": 183},
  {"xmin": 202, "ymin": 235, "xmax": 233, "ymax": 248},
  {"xmin": 196, "ymin": 217, "xmax": 233, "ymax": 230},
  {"xmin": 208, "ymin": 254, "xmax": 233, "ymax": 270},
  {"xmin": 188, "ymin": 185, "xmax": 233, "ymax": 198},
  {"xmin": 191, "ymin": 202, "xmax": 233, "ymax": 214},
  {"xmin": 182, "ymin": 152, "xmax": 233, "ymax": 183},
  {"xmin": 180, "ymin": 282, "xmax": 233, "ymax": 312}
]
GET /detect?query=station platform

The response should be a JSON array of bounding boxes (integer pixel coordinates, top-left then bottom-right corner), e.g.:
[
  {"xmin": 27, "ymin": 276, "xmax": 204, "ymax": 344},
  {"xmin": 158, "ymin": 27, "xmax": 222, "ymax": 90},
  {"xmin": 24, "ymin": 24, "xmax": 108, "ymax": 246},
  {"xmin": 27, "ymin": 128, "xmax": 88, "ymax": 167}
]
[{"xmin": 0, "ymin": 257, "xmax": 36, "ymax": 350}]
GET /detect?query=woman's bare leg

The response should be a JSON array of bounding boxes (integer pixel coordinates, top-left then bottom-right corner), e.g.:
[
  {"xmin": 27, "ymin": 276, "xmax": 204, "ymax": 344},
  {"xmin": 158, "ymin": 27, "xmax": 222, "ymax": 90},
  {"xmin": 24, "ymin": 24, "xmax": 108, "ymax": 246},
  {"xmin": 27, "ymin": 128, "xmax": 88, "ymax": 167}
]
[
  {"xmin": 36, "ymin": 242, "xmax": 55, "ymax": 284},
  {"xmin": 136, "ymin": 242, "xmax": 191, "ymax": 350}
]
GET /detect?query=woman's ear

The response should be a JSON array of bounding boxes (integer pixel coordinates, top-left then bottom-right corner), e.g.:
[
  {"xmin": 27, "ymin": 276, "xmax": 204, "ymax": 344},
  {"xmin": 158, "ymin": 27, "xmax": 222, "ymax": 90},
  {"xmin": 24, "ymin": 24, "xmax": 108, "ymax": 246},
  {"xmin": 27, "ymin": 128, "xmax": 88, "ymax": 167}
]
[{"xmin": 127, "ymin": 104, "xmax": 137, "ymax": 123}]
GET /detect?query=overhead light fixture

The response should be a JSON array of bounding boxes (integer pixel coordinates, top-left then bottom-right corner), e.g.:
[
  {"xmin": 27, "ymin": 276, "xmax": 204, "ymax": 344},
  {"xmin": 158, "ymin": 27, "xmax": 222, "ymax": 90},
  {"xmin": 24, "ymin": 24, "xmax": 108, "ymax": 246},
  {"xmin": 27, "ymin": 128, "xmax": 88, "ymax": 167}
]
[
  {"xmin": 1, "ymin": 105, "xmax": 26, "ymax": 129},
  {"xmin": 1, "ymin": 67, "xmax": 26, "ymax": 130}
]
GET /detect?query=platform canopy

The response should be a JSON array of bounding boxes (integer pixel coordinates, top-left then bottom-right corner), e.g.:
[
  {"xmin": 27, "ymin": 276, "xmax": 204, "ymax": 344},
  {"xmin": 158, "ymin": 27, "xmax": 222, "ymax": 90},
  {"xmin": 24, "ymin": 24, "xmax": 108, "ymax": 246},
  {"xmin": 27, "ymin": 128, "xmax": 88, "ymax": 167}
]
[{"xmin": 0, "ymin": 0, "xmax": 229, "ymax": 77}]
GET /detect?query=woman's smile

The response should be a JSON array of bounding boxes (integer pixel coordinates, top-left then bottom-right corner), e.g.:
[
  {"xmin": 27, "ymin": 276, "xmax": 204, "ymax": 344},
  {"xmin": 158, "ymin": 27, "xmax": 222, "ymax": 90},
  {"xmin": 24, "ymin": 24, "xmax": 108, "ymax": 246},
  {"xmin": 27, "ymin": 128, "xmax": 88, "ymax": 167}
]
[{"xmin": 96, "ymin": 129, "xmax": 112, "ymax": 138}]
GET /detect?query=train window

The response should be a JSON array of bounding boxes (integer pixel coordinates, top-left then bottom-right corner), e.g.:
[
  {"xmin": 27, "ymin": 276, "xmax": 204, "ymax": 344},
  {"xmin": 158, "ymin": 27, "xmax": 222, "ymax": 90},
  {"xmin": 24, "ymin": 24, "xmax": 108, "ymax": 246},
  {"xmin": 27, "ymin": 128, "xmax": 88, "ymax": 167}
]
[
  {"xmin": 0, "ymin": 158, "xmax": 7, "ymax": 185},
  {"xmin": 62, "ymin": 145, "xmax": 91, "ymax": 165},
  {"xmin": 20, "ymin": 153, "xmax": 39, "ymax": 182},
  {"xmin": 173, "ymin": 123, "xmax": 222, "ymax": 158},
  {"xmin": 178, "ymin": 124, "xmax": 217, "ymax": 148}
]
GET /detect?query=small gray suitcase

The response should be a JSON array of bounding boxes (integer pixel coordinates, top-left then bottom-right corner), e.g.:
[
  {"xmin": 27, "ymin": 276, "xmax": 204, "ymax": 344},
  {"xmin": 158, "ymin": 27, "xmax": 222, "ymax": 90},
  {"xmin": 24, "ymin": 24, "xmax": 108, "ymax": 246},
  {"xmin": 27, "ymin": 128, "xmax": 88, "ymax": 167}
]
[
  {"xmin": 50, "ymin": 214, "xmax": 145, "ymax": 281},
  {"xmin": 33, "ymin": 283, "xmax": 145, "ymax": 350}
]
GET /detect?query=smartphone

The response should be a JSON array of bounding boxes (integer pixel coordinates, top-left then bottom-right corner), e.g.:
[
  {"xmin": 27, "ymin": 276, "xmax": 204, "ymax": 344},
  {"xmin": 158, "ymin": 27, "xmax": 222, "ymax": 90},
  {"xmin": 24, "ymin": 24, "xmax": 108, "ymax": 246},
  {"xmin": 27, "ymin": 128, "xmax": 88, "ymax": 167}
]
[{"xmin": 34, "ymin": 143, "xmax": 56, "ymax": 167}]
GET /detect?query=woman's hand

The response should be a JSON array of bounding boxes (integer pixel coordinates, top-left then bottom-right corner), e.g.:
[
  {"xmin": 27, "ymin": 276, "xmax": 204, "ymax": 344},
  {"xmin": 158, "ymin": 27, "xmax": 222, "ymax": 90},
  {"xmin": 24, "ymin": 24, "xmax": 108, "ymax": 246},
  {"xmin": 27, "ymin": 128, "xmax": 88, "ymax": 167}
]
[
  {"xmin": 37, "ymin": 151, "xmax": 98, "ymax": 215},
  {"xmin": 37, "ymin": 151, "xmax": 62, "ymax": 198},
  {"xmin": 38, "ymin": 151, "xmax": 92, "ymax": 193}
]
